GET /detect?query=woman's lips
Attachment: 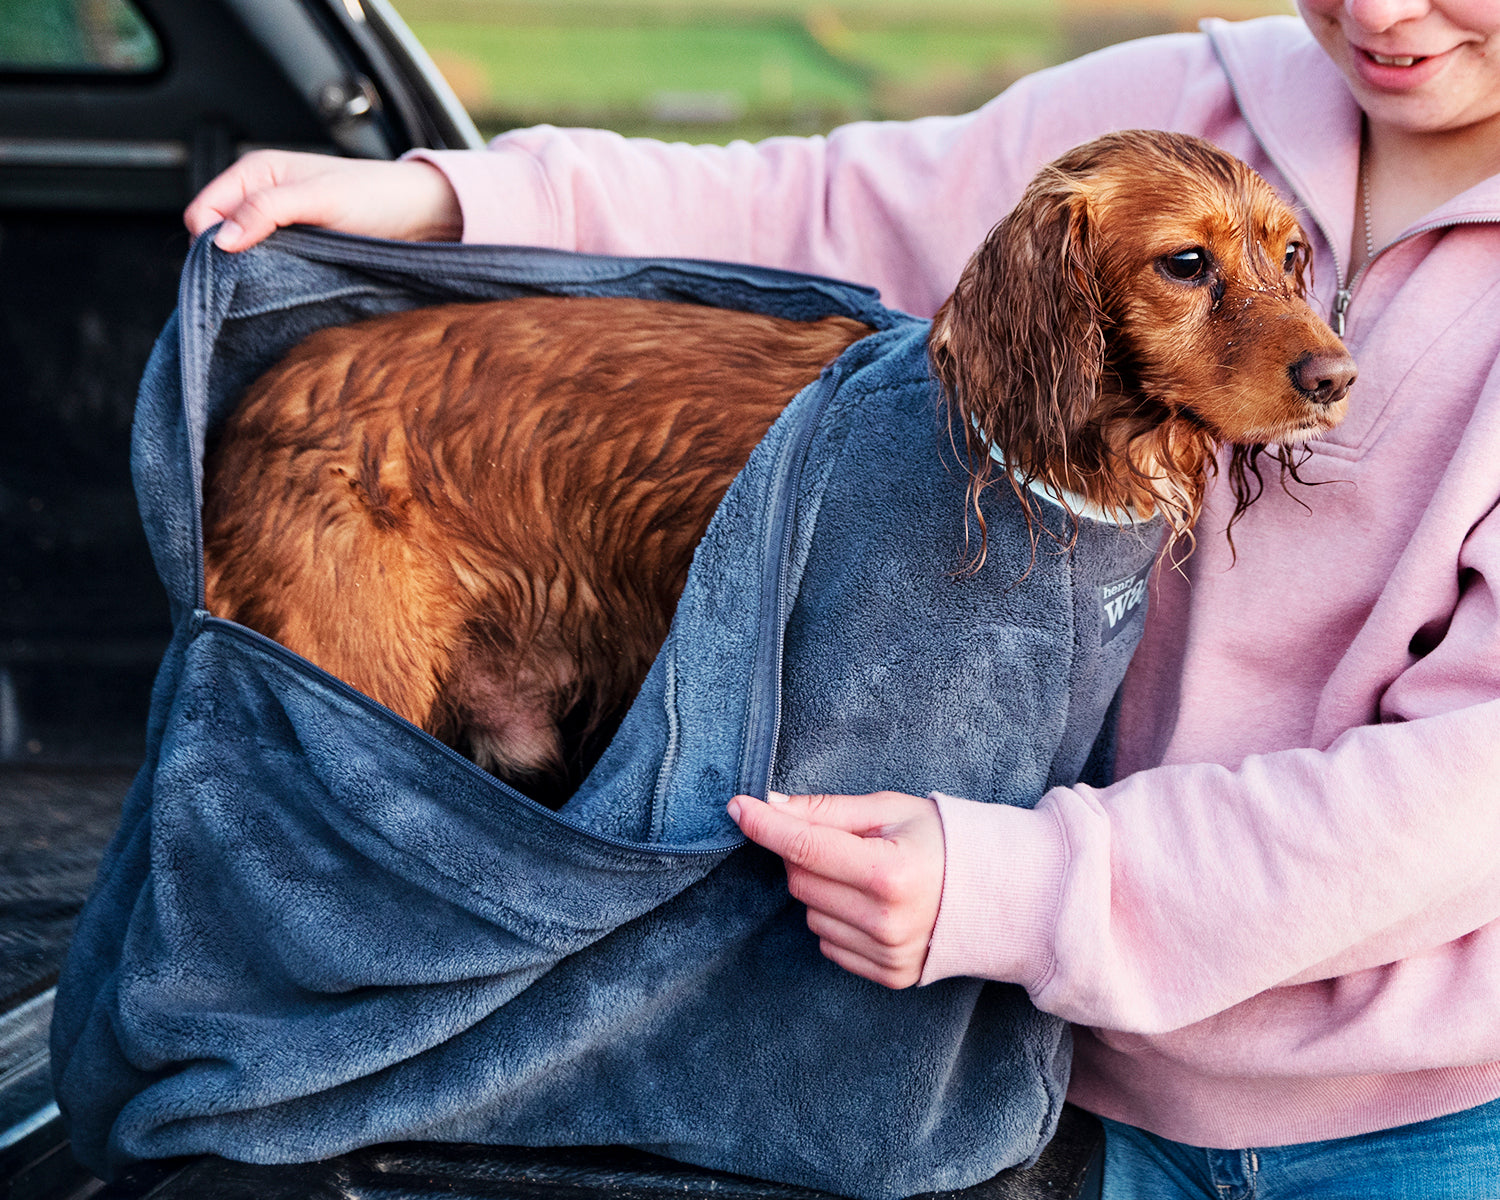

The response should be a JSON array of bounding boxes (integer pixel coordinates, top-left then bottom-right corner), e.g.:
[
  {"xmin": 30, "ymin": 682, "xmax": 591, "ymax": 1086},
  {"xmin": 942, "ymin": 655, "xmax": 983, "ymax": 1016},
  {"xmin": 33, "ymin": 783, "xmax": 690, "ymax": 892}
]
[{"xmin": 1351, "ymin": 44, "xmax": 1446, "ymax": 89}]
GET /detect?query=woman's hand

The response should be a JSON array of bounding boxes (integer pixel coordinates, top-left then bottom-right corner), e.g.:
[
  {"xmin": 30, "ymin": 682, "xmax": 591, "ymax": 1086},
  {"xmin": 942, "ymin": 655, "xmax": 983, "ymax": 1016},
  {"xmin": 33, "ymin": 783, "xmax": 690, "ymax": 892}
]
[
  {"xmin": 727, "ymin": 790, "xmax": 944, "ymax": 989},
  {"xmin": 184, "ymin": 149, "xmax": 463, "ymax": 251}
]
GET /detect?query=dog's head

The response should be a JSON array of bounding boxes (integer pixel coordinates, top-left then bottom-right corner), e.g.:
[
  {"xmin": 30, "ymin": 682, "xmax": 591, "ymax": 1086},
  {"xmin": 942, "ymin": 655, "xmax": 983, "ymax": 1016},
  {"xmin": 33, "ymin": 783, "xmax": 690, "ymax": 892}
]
[{"xmin": 930, "ymin": 129, "xmax": 1355, "ymax": 552}]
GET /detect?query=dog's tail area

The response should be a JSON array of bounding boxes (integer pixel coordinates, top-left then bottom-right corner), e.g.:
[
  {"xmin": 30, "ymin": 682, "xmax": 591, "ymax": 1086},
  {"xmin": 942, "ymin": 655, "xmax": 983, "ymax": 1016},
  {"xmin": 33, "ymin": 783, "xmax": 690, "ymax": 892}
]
[
  {"xmin": 203, "ymin": 432, "xmax": 464, "ymax": 736},
  {"xmin": 203, "ymin": 425, "xmax": 583, "ymax": 789}
]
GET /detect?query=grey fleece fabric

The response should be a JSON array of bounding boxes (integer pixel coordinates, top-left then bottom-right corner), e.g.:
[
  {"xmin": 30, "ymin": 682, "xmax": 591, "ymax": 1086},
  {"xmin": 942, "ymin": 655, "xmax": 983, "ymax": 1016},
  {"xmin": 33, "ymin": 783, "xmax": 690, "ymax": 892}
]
[{"xmin": 50, "ymin": 231, "xmax": 1162, "ymax": 1199}]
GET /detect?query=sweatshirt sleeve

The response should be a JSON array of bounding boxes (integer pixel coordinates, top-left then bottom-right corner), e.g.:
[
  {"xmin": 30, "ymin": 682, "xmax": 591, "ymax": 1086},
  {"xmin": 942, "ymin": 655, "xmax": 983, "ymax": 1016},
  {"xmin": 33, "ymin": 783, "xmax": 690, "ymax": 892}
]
[
  {"xmin": 404, "ymin": 32, "xmax": 1235, "ymax": 318},
  {"xmin": 410, "ymin": 116, "xmax": 1024, "ymax": 318},
  {"xmin": 919, "ymin": 507, "xmax": 1500, "ymax": 1040}
]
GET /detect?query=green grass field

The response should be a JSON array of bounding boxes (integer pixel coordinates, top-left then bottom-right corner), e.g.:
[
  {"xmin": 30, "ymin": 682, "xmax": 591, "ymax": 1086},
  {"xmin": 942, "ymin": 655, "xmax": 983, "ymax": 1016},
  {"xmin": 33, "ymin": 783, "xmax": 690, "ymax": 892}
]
[{"xmin": 399, "ymin": 0, "xmax": 1292, "ymax": 142}]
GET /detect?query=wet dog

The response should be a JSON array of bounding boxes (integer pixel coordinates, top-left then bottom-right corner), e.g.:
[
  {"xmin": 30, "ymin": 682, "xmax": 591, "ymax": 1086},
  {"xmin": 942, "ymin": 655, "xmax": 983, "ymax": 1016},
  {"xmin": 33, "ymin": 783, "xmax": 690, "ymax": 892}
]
[{"xmin": 202, "ymin": 130, "xmax": 1354, "ymax": 804}]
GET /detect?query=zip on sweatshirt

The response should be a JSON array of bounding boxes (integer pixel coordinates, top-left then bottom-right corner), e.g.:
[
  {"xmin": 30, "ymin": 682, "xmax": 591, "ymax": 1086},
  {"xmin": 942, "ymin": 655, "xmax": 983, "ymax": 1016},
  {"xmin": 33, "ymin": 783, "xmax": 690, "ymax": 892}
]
[{"xmin": 1333, "ymin": 215, "xmax": 1499, "ymax": 335}]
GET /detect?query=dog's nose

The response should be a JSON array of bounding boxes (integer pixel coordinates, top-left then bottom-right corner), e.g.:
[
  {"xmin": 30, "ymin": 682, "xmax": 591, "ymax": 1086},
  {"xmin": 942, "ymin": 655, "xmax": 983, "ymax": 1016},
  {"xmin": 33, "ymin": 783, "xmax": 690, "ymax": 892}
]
[{"xmin": 1290, "ymin": 349, "xmax": 1357, "ymax": 406}]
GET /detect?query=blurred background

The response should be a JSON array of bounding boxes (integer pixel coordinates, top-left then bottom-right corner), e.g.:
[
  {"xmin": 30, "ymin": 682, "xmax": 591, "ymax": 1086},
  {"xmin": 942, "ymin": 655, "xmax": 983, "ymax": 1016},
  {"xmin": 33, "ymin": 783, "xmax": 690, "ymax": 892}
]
[
  {"xmin": 365, "ymin": 0, "xmax": 1295, "ymax": 141},
  {"xmin": 7, "ymin": 0, "xmax": 1294, "ymax": 147},
  {"xmin": 408, "ymin": 0, "xmax": 1138, "ymax": 141}
]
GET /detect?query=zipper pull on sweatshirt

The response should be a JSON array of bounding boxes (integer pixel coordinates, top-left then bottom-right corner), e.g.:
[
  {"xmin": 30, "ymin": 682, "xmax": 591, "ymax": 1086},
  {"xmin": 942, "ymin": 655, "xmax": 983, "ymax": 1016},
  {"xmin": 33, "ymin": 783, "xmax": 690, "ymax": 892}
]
[{"xmin": 1332, "ymin": 286, "xmax": 1352, "ymax": 337}]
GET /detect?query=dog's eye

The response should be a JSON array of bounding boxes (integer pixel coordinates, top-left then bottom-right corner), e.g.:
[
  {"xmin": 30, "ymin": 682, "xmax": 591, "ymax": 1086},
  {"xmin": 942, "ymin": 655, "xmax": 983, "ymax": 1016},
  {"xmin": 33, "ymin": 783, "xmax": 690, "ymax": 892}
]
[
  {"xmin": 1160, "ymin": 248, "xmax": 1208, "ymax": 282},
  {"xmin": 1283, "ymin": 242, "xmax": 1302, "ymax": 272}
]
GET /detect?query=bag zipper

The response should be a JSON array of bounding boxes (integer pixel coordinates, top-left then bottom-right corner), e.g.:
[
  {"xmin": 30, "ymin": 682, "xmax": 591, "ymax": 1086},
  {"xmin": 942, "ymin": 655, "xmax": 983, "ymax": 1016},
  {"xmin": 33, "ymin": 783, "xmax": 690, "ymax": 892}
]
[{"xmin": 735, "ymin": 360, "xmax": 851, "ymax": 799}]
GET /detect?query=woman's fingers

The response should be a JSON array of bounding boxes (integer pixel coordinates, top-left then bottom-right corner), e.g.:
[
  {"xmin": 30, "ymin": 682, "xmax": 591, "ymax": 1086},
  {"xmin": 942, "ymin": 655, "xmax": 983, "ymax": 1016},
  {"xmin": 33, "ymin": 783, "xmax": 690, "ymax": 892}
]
[
  {"xmin": 784, "ymin": 865, "xmax": 930, "ymax": 947},
  {"xmin": 766, "ymin": 789, "xmax": 933, "ymax": 836},
  {"xmin": 789, "ymin": 860, "xmax": 937, "ymax": 988},
  {"xmin": 730, "ymin": 792, "xmax": 896, "ymax": 888},
  {"xmin": 785, "ymin": 868, "xmax": 886, "ymax": 933},
  {"xmin": 184, "ymin": 148, "xmax": 314, "ymax": 239},
  {"xmin": 206, "ymin": 174, "xmax": 340, "ymax": 250},
  {"xmin": 728, "ymin": 789, "xmax": 945, "ymax": 988},
  {"xmin": 729, "ymin": 791, "xmax": 941, "ymax": 898},
  {"xmin": 183, "ymin": 150, "xmax": 462, "ymax": 250},
  {"xmin": 805, "ymin": 910, "xmax": 928, "ymax": 989},
  {"xmin": 802, "ymin": 895, "xmax": 927, "ymax": 965}
]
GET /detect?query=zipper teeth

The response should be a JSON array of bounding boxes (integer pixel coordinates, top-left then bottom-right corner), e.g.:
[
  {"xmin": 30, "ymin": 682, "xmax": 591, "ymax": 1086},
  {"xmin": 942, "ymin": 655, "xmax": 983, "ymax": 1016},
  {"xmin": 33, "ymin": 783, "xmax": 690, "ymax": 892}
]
[
  {"xmin": 1336, "ymin": 214, "xmax": 1495, "ymax": 335},
  {"xmin": 743, "ymin": 358, "xmax": 850, "ymax": 796},
  {"xmin": 200, "ymin": 616, "xmax": 737, "ymax": 859},
  {"xmin": 1363, "ymin": 213, "xmax": 1497, "ymax": 279},
  {"xmin": 1384, "ymin": 212, "xmax": 1495, "ymax": 247},
  {"xmin": 754, "ymin": 328, "xmax": 918, "ymax": 787},
  {"xmin": 183, "ymin": 240, "xmax": 214, "ymax": 611},
  {"xmin": 764, "ymin": 463, "xmax": 801, "ymax": 785}
]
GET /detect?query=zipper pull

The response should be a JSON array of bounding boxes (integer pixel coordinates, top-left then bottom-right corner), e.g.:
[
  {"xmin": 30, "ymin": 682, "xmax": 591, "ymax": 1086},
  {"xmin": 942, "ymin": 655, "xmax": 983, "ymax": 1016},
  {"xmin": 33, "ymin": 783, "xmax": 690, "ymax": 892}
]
[{"xmin": 1332, "ymin": 287, "xmax": 1351, "ymax": 337}]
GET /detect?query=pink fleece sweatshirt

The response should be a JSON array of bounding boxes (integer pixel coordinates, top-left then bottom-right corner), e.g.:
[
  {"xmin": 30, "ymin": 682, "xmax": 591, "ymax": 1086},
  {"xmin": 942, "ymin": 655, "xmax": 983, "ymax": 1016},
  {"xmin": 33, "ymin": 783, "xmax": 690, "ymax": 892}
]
[{"xmin": 411, "ymin": 15, "xmax": 1500, "ymax": 1149}]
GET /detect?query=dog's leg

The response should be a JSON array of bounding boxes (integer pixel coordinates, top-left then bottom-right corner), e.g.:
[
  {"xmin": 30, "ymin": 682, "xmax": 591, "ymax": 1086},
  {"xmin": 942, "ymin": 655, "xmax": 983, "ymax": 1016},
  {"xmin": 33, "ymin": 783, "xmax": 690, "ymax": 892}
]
[{"xmin": 435, "ymin": 633, "xmax": 583, "ymax": 787}]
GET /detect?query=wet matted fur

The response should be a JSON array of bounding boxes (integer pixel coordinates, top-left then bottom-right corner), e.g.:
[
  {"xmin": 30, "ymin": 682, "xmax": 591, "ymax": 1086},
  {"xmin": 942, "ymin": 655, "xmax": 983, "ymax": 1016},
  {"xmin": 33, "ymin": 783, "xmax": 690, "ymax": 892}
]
[
  {"xmin": 203, "ymin": 130, "xmax": 1354, "ymax": 803},
  {"xmin": 204, "ymin": 300, "xmax": 867, "ymax": 803}
]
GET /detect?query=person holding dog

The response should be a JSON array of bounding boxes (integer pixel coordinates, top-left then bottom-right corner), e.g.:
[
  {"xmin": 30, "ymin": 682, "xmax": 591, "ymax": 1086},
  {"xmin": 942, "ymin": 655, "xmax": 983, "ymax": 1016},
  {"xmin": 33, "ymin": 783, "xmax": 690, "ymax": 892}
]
[{"xmin": 186, "ymin": 0, "xmax": 1500, "ymax": 1192}]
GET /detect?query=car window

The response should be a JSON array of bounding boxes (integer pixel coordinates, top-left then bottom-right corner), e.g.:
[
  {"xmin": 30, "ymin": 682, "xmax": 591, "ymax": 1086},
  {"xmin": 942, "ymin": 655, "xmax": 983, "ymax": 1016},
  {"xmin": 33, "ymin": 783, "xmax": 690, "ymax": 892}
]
[{"xmin": 0, "ymin": 0, "xmax": 161, "ymax": 74}]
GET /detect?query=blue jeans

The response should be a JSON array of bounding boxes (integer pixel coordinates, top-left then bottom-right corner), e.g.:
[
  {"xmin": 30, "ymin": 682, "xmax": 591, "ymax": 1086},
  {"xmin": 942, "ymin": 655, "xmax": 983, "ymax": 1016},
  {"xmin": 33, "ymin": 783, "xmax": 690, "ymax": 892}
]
[{"xmin": 1100, "ymin": 1097, "xmax": 1500, "ymax": 1199}]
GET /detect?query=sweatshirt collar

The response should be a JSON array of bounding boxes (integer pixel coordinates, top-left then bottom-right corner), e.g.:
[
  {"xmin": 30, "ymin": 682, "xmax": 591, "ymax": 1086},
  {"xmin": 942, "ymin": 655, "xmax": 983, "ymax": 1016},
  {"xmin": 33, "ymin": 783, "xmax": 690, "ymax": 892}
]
[{"xmin": 1204, "ymin": 16, "xmax": 1500, "ymax": 264}]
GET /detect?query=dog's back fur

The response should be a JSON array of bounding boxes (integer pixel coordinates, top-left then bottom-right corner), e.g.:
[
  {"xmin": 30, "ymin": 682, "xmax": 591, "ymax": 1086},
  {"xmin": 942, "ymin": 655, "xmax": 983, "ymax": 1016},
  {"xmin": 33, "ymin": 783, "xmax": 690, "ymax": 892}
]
[{"xmin": 204, "ymin": 298, "xmax": 870, "ymax": 801}]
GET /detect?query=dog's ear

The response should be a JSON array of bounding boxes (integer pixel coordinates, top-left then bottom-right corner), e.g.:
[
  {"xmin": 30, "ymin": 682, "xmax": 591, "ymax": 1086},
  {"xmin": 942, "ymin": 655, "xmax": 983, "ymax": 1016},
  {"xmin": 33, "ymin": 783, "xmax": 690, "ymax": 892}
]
[{"xmin": 931, "ymin": 165, "xmax": 1109, "ymax": 504}]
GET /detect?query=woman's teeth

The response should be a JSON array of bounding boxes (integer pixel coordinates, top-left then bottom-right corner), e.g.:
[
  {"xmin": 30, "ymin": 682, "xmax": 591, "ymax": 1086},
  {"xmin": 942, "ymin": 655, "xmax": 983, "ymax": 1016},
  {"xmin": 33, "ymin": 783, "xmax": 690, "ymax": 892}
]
[{"xmin": 1368, "ymin": 52, "xmax": 1421, "ymax": 65}]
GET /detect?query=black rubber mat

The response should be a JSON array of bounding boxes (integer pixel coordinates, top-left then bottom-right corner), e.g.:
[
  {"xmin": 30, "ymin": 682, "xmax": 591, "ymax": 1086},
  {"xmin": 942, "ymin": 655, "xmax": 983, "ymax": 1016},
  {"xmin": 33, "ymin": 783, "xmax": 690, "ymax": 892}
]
[{"xmin": 0, "ymin": 767, "xmax": 132, "ymax": 1008}]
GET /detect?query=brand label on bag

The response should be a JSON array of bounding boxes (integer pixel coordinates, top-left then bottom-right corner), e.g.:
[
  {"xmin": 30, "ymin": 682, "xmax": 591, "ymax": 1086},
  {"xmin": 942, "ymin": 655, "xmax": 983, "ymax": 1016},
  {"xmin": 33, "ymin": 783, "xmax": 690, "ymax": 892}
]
[{"xmin": 1099, "ymin": 563, "xmax": 1151, "ymax": 644}]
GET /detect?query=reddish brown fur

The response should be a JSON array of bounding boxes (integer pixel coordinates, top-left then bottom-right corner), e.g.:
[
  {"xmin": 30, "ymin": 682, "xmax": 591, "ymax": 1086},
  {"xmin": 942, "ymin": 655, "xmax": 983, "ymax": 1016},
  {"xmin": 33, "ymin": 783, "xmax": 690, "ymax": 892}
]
[
  {"xmin": 203, "ymin": 299, "xmax": 870, "ymax": 802},
  {"xmin": 930, "ymin": 130, "xmax": 1353, "ymax": 562},
  {"xmin": 204, "ymin": 130, "xmax": 1353, "ymax": 804}
]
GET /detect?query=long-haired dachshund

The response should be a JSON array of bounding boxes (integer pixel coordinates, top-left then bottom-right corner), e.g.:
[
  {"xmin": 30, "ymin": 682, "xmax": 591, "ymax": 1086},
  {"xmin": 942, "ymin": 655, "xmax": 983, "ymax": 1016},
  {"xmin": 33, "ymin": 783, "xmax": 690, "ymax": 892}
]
[{"xmin": 203, "ymin": 130, "xmax": 1354, "ymax": 805}]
